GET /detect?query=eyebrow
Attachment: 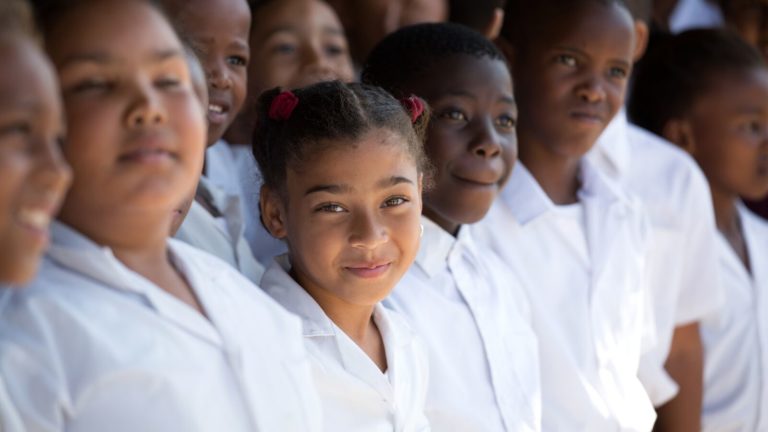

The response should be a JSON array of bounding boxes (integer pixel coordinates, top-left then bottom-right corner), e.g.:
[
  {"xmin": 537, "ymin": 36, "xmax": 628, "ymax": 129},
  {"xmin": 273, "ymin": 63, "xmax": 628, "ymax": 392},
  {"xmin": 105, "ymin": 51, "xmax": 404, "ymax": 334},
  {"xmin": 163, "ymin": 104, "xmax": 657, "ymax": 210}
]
[
  {"xmin": 59, "ymin": 48, "xmax": 184, "ymax": 68},
  {"xmin": 304, "ymin": 176, "xmax": 414, "ymax": 196}
]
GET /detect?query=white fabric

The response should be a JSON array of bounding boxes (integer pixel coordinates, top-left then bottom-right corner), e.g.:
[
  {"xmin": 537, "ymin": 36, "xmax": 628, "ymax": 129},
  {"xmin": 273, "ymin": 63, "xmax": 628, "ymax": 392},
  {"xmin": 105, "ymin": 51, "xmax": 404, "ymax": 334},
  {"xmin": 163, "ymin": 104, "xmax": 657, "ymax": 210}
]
[
  {"xmin": 205, "ymin": 140, "xmax": 246, "ymax": 200},
  {"xmin": 476, "ymin": 160, "xmax": 656, "ymax": 432},
  {"xmin": 701, "ymin": 204, "xmax": 768, "ymax": 432},
  {"xmin": 261, "ymin": 256, "xmax": 430, "ymax": 432},
  {"xmin": 669, "ymin": 0, "xmax": 725, "ymax": 33},
  {"xmin": 229, "ymin": 144, "xmax": 289, "ymax": 265},
  {"xmin": 589, "ymin": 110, "xmax": 724, "ymax": 405},
  {"xmin": 0, "ymin": 295, "xmax": 22, "ymax": 432},
  {"xmin": 385, "ymin": 216, "xmax": 541, "ymax": 432},
  {"xmin": 175, "ymin": 176, "xmax": 264, "ymax": 284},
  {"xmin": 0, "ymin": 222, "xmax": 322, "ymax": 432}
]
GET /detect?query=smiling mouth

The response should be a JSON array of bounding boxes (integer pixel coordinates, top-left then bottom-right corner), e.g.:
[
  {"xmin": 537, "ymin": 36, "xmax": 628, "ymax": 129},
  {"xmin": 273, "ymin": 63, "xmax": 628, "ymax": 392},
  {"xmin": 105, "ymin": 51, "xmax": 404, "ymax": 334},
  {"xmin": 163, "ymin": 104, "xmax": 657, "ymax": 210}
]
[
  {"xmin": 17, "ymin": 208, "xmax": 52, "ymax": 232},
  {"xmin": 452, "ymin": 174, "xmax": 497, "ymax": 188},
  {"xmin": 207, "ymin": 103, "xmax": 229, "ymax": 124},
  {"xmin": 344, "ymin": 263, "xmax": 392, "ymax": 279}
]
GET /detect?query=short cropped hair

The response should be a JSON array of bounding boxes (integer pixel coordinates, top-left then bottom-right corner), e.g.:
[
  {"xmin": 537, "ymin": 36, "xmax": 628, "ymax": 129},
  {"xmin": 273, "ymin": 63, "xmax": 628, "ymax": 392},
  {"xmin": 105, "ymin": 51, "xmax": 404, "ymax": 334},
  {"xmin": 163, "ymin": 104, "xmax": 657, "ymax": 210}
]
[{"xmin": 628, "ymin": 28, "xmax": 766, "ymax": 136}]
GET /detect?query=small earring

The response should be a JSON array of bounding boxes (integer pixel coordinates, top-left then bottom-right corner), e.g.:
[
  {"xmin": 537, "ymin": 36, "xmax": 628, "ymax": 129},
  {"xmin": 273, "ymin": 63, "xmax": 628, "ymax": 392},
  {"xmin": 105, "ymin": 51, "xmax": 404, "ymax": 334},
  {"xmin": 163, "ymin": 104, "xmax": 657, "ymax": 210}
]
[{"xmin": 420, "ymin": 224, "xmax": 424, "ymax": 238}]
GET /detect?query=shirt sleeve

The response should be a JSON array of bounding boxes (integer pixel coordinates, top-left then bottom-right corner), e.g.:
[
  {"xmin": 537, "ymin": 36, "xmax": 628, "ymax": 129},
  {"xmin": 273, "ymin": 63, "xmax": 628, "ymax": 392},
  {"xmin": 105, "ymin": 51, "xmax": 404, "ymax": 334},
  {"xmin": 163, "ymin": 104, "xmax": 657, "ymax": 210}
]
[{"xmin": 674, "ymin": 164, "xmax": 724, "ymax": 325}]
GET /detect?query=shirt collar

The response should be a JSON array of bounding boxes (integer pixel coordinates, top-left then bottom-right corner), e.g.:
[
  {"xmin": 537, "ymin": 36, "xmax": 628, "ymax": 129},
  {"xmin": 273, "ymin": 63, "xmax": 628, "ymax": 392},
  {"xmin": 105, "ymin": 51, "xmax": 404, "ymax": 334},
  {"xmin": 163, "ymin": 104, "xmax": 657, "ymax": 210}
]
[
  {"xmin": 260, "ymin": 255, "xmax": 337, "ymax": 337},
  {"xmin": 414, "ymin": 216, "xmax": 456, "ymax": 278},
  {"xmin": 500, "ymin": 158, "xmax": 628, "ymax": 226},
  {"xmin": 592, "ymin": 108, "xmax": 631, "ymax": 178}
]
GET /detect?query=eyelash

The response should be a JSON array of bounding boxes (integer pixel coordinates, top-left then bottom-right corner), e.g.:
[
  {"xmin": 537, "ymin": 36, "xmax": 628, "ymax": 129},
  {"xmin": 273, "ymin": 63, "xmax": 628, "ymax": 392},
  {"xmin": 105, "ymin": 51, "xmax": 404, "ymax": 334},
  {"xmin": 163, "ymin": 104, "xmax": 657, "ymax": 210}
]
[{"xmin": 382, "ymin": 196, "xmax": 409, "ymax": 208}]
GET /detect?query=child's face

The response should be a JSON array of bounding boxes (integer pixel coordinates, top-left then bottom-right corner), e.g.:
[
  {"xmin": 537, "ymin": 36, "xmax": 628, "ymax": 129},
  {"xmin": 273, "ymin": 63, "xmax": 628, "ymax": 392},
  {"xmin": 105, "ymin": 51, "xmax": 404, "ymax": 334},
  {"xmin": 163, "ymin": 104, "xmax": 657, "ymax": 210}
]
[
  {"xmin": 263, "ymin": 131, "xmax": 422, "ymax": 307},
  {"xmin": 685, "ymin": 68, "xmax": 768, "ymax": 200},
  {"xmin": 513, "ymin": 2, "xmax": 635, "ymax": 159},
  {"xmin": 249, "ymin": 0, "xmax": 354, "ymax": 97},
  {"xmin": 0, "ymin": 36, "xmax": 71, "ymax": 285},
  {"xmin": 173, "ymin": 0, "xmax": 250, "ymax": 145},
  {"xmin": 48, "ymin": 0, "xmax": 206, "ymax": 230},
  {"xmin": 409, "ymin": 55, "xmax": 516, "ymax": 233}
]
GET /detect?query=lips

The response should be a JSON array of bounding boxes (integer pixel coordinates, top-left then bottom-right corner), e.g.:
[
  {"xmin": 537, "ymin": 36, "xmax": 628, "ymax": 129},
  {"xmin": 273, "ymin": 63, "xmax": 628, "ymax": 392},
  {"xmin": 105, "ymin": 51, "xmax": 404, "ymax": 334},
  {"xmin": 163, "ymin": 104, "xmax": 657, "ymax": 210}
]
[
  {"xmin": 207, "ymin": 95, "xmax": 232, "ymax": 127},
  {"xmin": 451, "ymin": 161, "xmax": 505, "ymax": 188},
  {"xmin": 17, "ymin": 207, "xmax": 52, "ymax": 232},
  {"xmin": 344, "ymin": 262, "xmax": 392, "ymax": 279},
  {"xmin": 119, "ymin": 132, "xmax": 176, "ymax": 164},
  {"xmin": 569, "ymin": 107, "xmax": 607, "ymax": 125}
]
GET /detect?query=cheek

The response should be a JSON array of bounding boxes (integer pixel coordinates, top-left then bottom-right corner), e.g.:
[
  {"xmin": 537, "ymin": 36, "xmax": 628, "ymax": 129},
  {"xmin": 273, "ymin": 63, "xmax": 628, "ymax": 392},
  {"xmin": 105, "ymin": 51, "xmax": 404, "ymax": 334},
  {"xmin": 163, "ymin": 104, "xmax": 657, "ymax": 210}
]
[
  {"xmin": 232, "ymin": 70, "xmax": 248, "ymax": 113},
  {"xmin": 286, "ymin": 214, "xmax": 345, "ymax": 269},
  {"xmin": 168, "ymin": 97, "xmax": 206, "ymax": 169},
  {"xmin": 0, "ymin": 152, "xmax": 28, "ymax": 223}
]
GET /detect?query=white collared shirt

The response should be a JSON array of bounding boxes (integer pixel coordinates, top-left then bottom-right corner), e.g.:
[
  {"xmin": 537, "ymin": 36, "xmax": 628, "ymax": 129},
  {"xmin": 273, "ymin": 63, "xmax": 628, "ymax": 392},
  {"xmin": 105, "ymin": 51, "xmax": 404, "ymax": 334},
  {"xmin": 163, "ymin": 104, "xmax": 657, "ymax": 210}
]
[
  {"xmin": 589, "ymin": 110, "xmax": 724, "ymax": 405},
  {"xmin": 0, "ymin": 222, "xmax": 322, "ymax": 432},
  {"xmin": 261, "ymin": 256, "xmax": 430, "ymax": 432},
  {"xmin": 476, "ymin": 160, "xmax": 656, "ymax": 431},
  {"xmin": 385, "ymin": 216, "xmax": 540, "ymax": 432},
  {"xmin": 175, "ymin": 176, "xmax": 264, "ymax": 284},
  {"xmin": 701, "ymin": 203, "xmax": 768, "ymax": 432}
]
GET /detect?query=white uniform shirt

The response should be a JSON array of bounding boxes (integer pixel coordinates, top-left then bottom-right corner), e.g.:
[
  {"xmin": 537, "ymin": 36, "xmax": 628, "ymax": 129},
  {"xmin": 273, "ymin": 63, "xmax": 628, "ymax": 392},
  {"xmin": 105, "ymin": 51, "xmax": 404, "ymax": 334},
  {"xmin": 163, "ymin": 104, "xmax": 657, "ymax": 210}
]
[
  {"xmin": 261, "ymin": 256, "xmax": 430, "ymax": 432},
  {"xmin": 701, "ymin": 204, "xmax": 768, "ymax": 432},
  {"xmin": 669, "ymin": 0, "xmax": 724, "ymax": 33},
  {"xmin": 175, "ymin": 176, "xmax": 265, "ymax": 284},
  {"xmin": 0, "ymin": 289, "xmax": 22, "ymax": 432},
  {"xmin": 385, "ymin": 216, "xmax": 541, "ymax": 432},
  {"xmin": 0, "ymin": 222, "xmax": 322, "ymax": 432},
  {"xmin": 589, "ymin": 110, "xmax": 724, "ymax": 405},
  {"xmin": 476, "ymin": 160, "xmax": 656, "ymax": 431}
]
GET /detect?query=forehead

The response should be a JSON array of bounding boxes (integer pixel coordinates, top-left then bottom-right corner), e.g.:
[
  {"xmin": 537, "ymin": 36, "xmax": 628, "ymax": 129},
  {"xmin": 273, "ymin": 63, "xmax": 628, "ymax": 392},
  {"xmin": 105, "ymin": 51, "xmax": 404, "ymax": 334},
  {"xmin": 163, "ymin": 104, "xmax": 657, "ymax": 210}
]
[
  {"xmin": 0, "ymin": 37, "xmax": 59, "ymax": 110},
  {"xmin": 46, "ymin": 1, "xmax": 182, "ymax": 64},
  {"xmin": 526, "ymin": 2, "xmax": 635, "ymax": 57},
  {"xmin": 253, "ymin": 0, "xmax": 344, "ymax": 40},
  {"xmin": 291, "ymin": 131, "xmax": 418, "ymax": 182},
  {"xmin": 175, "ymin": 0, "xmax": 251, "ymax": 40},
  {"xmin": 698, "ymin": 67, "xmax": 768, "ymax": 109},
  {"xmin": 409, "ymin": 55, "xmax": 513, "ymax": 100}
]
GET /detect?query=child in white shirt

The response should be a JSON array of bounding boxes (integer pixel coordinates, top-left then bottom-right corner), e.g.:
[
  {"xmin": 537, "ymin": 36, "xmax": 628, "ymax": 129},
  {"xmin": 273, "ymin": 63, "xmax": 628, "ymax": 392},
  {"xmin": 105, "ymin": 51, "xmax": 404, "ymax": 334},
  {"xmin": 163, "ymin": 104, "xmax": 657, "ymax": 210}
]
[
  {"xmin": 629, "ymin": 28, "xmax": 768, "ymax": 431},
  {"xmin": 0, "ymin": 1, "xmax": 321, "ymax": 430},
  {"xmin": 362, "ymin": 23, "xmax": 541, "ymax": 431},
  {"xmin": 254, "ymin": 81, "xmax": 431, "ymax": 431},
  {"xmin": 0, "ymin": 2, "xmax": 71, "ymax": 430},
  {"xmin": 486, "ymin": 1, "xmax": 657, "ymax": 430}
]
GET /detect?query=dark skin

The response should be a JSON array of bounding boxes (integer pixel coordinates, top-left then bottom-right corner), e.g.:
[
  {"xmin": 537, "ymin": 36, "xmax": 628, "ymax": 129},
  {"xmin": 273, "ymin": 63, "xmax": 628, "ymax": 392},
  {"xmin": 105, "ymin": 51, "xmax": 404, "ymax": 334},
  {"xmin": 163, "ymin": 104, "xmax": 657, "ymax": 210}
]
[
  {"xmin": 398, "ymin": 54, "xmax": 517, "ymax": 235},
  {"xmin": 510, "ymin": 2, "xmax": 636, "ymax": 204}
]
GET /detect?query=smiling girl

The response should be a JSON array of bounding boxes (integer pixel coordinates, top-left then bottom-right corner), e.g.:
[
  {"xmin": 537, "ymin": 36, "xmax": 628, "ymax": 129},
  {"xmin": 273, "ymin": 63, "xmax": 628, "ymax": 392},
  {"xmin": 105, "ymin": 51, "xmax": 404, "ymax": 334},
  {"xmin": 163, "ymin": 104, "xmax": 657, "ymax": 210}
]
[{"xmin": 256, "ymin": 81, "xmax": 431, "ymax": 431}]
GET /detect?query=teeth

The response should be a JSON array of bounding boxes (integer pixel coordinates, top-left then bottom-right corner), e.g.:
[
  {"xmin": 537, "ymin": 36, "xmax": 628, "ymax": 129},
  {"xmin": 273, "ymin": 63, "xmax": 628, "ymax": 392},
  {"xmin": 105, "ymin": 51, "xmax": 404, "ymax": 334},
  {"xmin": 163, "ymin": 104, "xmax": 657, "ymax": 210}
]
[
  {"xmin": 18, "ymin": 208, "xmax": 51, "ymax": 230},
  {"xmin": 208, "ymin": 104, "xmax": 224, "ymax": 114}
]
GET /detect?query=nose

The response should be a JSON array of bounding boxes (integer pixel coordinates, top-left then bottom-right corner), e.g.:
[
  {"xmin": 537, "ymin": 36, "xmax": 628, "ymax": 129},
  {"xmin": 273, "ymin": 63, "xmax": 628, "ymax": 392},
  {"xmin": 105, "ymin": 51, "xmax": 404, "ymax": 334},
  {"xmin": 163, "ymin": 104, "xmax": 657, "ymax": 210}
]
[
  {"xmin": 576, "ymin": 73, "xmax": 607, "ymax": 104},
  {"xmin": 126, "ymin": 82, "xmax": 167, "ymax": 128},
  {"xmin": 469, "ymin": 117, "xmax": 503, "ymax": 159},
  {"xmin": 349, "ymin": 210, "xmax": 389, "ymax": 250},
  {"xmin": 207, "ymin": 58, "xmax": 233, "ymax": 90},
  {"xmin": 32, "ymin": 135, "xmax": 72, "ymax": 196},
  {"xmin": 302, "ymin": 43, "xmax": 334, "ymax": 76}
]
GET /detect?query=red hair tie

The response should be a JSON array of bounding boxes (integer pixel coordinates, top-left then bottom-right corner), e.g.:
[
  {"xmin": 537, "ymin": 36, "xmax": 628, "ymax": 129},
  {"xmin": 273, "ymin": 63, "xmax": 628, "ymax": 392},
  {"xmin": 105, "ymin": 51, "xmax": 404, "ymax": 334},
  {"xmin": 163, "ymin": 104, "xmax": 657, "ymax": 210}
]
[
  {"xmin": 401, "ymin": 95, "xmax": 425, "ymax": 123},
  {"xmin": 268, "ymin": 91, "xmax": 299, "ymax": 121}
]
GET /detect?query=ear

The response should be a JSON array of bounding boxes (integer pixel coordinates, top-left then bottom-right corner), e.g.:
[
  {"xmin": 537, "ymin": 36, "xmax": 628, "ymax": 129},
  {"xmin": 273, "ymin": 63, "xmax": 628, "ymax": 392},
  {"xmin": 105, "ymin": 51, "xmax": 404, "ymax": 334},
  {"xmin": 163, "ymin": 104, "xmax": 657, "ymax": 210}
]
[
  {"xmin": 633, "ymin": 21, "xmax": 650, "ymax": 62},
  {"xmin": 662, "ymin": 118, "xmax": 697, "ymax": 155},
  {"xmin": 259, "ymin": 185, "xmax": 289, "ymax": 239},
  {"xmin": 484, "ymin": 8, "xmax": 505, "ymax": 40}
]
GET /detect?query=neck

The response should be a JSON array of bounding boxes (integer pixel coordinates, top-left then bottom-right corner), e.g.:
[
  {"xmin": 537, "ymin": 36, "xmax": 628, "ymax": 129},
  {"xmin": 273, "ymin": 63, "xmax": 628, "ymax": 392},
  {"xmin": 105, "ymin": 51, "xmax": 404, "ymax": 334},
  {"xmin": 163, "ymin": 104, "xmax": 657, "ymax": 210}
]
[
  {"xmin": 710, "ymin": 187, "xmax": 740, "ymax": 237},
  {"xmin": 518, "ymin": 136, "xmax": 581, "ymax": 205},
  {"xmin": 59, "ymin": 206, "xmax": 174, "ymax": 276}
]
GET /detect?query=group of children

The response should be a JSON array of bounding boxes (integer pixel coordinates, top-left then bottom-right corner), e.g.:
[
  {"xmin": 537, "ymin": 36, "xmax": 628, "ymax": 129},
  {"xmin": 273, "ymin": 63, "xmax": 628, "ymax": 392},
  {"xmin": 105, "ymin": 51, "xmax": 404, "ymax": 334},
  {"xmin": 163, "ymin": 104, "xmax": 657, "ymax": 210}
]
[{"xmin": 0, "ymin": 0, "xmax": 766, "ymax": 431}]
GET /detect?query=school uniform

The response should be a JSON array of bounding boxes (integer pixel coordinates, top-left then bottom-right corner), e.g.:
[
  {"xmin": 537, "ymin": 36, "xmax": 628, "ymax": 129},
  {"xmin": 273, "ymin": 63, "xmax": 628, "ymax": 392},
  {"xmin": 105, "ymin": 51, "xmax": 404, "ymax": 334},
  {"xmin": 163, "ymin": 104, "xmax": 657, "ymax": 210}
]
[
  {"xmin": 0, "ymin": 290, "xmax": 22, "ymax": 432},
  {"xmin": 588, "ymin": 110, "xmax": 724, "ymax": 405},
  {"xmin": 175, "ymin": 176, "xmax": 264, "ymax": 284},
  {"xmin": 205, "ymin": 140, "xmax": 246, "ymax": 200},
  {"xmin": 385, "ymin": 216, "xmax": 540, "ymax": 432},
  {"xmin": 700, "ymin": 203, "xmax": 768, "ymax": 432},
  {"xmin": 0, "ymin": 222, "xmax": 322, "ymax": 432},
  {"xmin": 475, "ymin": 160, "xmax": 656, "ymax": 431},
  {"xmin": 261, "ymin": 256, "xmax": 430, "ymax": 432}
]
